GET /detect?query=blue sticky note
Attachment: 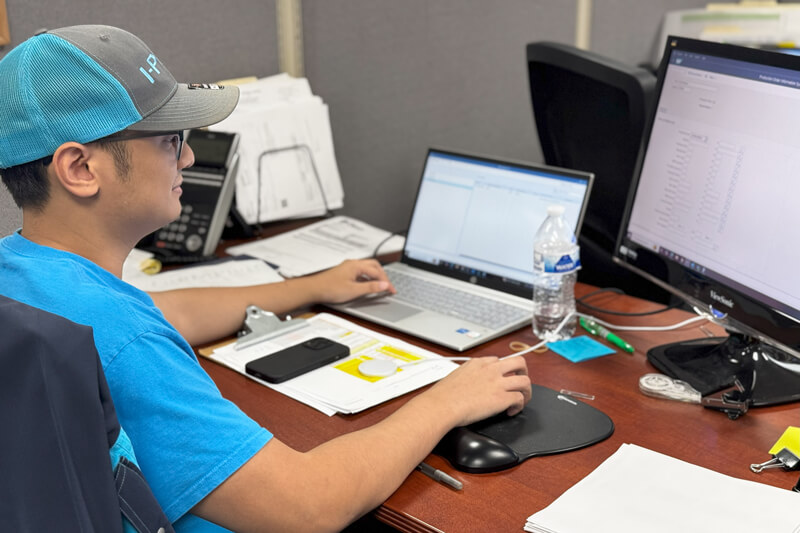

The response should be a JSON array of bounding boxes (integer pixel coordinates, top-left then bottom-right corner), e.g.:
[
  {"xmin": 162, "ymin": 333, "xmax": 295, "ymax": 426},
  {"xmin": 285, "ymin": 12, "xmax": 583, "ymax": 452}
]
[{"xmin": 547, "ymin": 335, "xmax": 615, "ymax": 363}]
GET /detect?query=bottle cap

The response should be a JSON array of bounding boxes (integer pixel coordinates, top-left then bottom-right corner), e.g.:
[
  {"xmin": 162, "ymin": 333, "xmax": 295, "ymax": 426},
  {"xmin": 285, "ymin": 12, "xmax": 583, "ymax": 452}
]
[{"xmin": 547, "ymin": 205, "xmax": 565, "ymax": 217}]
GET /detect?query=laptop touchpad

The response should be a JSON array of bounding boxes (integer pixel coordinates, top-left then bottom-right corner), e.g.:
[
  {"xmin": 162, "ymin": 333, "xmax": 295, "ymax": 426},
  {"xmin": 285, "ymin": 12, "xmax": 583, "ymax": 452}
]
[{"xmin": 349, "ymin": 300, "xmax": 421, "ymax": 322}]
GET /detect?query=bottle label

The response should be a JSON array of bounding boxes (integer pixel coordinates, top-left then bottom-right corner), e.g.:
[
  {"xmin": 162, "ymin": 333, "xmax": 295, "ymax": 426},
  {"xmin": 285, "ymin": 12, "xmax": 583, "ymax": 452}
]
[{"xmin": 534, "ymin": 250, "xmax": 581, "ymax": 274}]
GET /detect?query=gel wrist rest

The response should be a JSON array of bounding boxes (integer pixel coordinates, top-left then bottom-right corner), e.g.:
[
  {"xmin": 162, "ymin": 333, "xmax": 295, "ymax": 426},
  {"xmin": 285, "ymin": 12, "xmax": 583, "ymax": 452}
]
[{"xmin": 434, "ymin": 383, "xmax": 614, "ymax": 473}]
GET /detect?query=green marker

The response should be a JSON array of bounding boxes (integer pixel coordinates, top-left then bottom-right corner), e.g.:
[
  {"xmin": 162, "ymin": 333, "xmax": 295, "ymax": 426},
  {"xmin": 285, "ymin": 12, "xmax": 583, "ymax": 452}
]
[{"xmin": 579, "ymin": 317, "xmax": 634, "ymax": 353}]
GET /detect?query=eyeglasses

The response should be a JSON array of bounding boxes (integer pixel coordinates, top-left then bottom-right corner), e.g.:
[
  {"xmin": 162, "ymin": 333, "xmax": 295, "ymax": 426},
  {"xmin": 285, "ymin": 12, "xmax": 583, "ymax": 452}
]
[{"xmin": 95, "ymin": 129, "xmax": 185, "ymax": 160}]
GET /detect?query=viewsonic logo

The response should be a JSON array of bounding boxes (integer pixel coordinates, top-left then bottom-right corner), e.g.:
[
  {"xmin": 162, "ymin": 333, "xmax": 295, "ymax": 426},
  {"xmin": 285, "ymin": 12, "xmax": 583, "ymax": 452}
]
[{"xmin": 709, "ymin": 290, "xmax": 734, "ymax": 309}]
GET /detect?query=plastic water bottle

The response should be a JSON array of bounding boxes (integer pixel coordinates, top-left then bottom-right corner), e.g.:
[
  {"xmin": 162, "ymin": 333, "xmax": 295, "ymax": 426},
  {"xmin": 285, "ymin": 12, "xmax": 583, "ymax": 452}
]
[{"xmin": 532, "ymin": 205, "xmax": 580, "ymax": 342}]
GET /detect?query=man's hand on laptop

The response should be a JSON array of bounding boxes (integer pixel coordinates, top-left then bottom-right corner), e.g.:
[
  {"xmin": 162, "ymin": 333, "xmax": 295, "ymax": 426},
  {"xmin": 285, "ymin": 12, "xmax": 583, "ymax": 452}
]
[{"xmin": 306, "ymin": 259, "xmax": 397, "ymax": 305}]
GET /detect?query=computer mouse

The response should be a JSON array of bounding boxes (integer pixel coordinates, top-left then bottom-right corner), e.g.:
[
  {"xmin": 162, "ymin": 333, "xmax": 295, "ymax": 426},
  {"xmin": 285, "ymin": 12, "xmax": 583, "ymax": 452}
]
[{"xmin": 434, "ymin": 426, "xmax": 520, "ymax": 473}]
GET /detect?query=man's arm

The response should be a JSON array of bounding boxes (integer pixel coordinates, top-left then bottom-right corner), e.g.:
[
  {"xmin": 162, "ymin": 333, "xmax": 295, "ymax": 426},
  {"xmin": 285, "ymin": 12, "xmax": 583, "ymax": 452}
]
[
  {"xmin": 149, "ymin": 259, "xmax": 394, "ymax": 345},
  {"xmin": 192, "ymin": 355, "xmax": 532, "ymax": 533}
]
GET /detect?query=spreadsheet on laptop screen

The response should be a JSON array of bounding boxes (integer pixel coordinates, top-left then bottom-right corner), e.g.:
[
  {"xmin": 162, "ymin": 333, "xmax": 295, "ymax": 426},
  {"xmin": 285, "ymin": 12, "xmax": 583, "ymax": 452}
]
[{"xmin": 404, "ymin": 151, "xmax": 591, "ymax": 288}]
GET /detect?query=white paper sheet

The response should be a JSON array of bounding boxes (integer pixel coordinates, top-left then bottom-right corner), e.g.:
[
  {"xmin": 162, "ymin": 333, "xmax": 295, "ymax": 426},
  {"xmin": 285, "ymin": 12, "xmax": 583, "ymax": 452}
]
[
  {"xmin": 225, "ymin": 216, "xmax": 405, "ymax": 277},
  {"xmin": 232, "ymin": 73, "xmax": 314, "ymax": 110},
  {"xmin": 123, "ymin": 257, "xmax": 283, "ymax": 292},
  {"xmin": 121, "ymin": 248, "xmax": 155, "ymax": 282},
  {"xmin": 210, "ymin": 75, "xmax": 344, "ymax": 224},
  {"xmin": 525, "ymin": 443, "xmax": 800, "ymax": 533},
  {"xmin": 210, "ymin": 313, "xmax": 458, "ymax": 415}
]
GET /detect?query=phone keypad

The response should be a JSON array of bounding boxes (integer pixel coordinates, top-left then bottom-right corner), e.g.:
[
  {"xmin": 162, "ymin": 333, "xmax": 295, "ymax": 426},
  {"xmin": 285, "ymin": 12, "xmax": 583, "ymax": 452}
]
[{"xmin": 155, "ymin": 202, "xmax": 214, "ymax": 253}]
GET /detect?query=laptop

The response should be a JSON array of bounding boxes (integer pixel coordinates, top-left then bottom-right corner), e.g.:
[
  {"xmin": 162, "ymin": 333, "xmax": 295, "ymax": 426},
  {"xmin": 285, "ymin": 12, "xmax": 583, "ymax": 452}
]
[{"xmin": 335, "ymin": 148, "xmax": 594, "ymax": 351}]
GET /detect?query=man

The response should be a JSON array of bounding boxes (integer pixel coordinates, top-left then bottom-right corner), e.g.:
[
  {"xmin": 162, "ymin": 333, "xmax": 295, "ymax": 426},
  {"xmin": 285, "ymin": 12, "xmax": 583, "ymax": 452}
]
[{"xmin": 0, "ymin": 25, "xmax": 531, "ymax": 532}]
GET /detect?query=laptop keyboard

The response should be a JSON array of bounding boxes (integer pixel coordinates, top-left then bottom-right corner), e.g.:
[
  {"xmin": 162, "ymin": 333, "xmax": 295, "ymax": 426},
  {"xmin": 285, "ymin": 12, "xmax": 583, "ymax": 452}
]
[{"xmin": 387, "ymin": 269, "xmax": 529, "ymax": 329}]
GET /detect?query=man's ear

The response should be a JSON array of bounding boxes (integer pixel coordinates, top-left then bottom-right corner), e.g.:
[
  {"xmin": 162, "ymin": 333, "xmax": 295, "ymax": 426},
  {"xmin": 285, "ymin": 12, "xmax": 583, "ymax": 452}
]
[{"xmin": 50, "ymin": 142, "xmax": 101, "ymax": 198}]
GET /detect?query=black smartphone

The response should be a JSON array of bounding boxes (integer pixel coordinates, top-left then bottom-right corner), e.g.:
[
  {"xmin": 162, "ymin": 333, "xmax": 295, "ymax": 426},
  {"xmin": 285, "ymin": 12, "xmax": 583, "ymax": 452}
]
[{"xmin": 245, "ymin": 337, "xmax": 350, "ymax": 384}]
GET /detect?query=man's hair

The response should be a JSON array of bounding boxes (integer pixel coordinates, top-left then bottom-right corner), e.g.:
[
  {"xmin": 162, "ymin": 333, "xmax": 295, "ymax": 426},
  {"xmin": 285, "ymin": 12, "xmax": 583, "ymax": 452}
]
[{"xmin": 0, "ymin": 141, "xmax": 132, "ymax": 211}]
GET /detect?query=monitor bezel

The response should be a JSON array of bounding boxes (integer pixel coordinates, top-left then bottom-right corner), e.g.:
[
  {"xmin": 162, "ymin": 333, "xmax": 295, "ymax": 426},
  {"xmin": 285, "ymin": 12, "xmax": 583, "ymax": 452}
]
[{"xmin": 613, "ymin": 35, "xmax": 800, "ymax": 359}]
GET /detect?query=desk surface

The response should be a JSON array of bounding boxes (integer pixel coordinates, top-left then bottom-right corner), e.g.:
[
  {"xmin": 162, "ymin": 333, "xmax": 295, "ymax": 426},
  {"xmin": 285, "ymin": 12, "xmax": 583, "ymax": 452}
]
[{"xmin": 199, "ymin": 282, "xmax": 799, "ymax": 532}]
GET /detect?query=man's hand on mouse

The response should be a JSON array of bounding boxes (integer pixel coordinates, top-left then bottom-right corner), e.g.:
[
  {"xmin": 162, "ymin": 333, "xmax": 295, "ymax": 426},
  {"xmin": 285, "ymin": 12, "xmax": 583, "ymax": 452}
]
[{"xmin": 423, "ymin": 355, "xmax": 532, "ymax": 427}]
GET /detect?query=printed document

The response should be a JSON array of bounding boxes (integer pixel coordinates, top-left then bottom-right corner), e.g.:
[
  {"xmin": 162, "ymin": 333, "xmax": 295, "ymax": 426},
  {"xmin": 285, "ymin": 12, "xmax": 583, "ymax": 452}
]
[
  {"xmin": 209, "ymin": 313, "xmax": 457, "ymax": 416},
  {"xmin": 226, "ymin": 216, "xmax": 405, "ymax": 277},
  {"xmin": 525, "ymin": 443, "xmax": 800, "ymax": 533},
  {"xmin": 122, "ymin": 254, "xmax": 283, "ymax": 292},
  {"xmin": 210, "ymin": 74, "xmax": 344, "ymax": 224}
]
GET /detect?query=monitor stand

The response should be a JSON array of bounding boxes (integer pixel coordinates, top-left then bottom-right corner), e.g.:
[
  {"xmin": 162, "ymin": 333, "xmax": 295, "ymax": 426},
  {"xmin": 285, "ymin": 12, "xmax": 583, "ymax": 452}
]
[{"xmin": 647, "ymin": 332, "xmax": 800, "ymax": 412}]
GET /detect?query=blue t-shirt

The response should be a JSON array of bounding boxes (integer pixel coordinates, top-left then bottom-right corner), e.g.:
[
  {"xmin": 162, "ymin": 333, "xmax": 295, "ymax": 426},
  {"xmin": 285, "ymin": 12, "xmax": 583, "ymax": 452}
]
[{"xmin": 0, "ymin": 232, "xmax": 272, "ymax": 532}]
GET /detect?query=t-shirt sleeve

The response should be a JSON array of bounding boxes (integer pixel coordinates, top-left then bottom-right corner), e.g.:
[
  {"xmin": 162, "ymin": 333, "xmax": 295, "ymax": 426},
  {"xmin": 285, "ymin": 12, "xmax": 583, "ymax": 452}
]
[{"xmin": 104, "ymin": 331, "xmax": 272, "ymax": 523}]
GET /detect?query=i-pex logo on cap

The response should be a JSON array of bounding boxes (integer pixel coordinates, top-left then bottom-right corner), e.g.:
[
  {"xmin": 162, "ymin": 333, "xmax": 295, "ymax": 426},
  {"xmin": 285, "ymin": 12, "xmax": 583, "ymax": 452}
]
[{"xmin": 139, "ymin": 54, "xmax": 161, "ymax": 84}]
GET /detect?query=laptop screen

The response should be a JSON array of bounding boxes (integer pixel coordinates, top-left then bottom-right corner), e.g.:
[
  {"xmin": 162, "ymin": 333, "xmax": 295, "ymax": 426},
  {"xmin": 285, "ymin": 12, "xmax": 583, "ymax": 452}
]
[{"xmin": 402, "ymin": 149, "xmax": 593, "ymax": 297}]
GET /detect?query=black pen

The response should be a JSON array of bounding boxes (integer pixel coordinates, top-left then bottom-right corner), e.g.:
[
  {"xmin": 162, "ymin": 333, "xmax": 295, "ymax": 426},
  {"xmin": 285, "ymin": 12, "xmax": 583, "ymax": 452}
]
[{"xmin": 417, "ymin": 461, "xmax": 463, "ymax": 490}]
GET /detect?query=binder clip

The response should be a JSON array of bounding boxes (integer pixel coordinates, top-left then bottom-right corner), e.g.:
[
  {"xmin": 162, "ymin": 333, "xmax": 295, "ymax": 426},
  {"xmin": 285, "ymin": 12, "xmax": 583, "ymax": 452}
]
[
  {"xmin": 701, "ymin": 378, "xmax": 751, "ymax": 420},
  {"xmin": 234, "ymin": 305, "xmax": 308, "ymax": 350},
  {"xmin": 750, "ymin": 448, "xmax": 800, "ymax": 473},
  {"xmin": 750, "ymin": 427, "xmax": 800, "ymax": 475}
]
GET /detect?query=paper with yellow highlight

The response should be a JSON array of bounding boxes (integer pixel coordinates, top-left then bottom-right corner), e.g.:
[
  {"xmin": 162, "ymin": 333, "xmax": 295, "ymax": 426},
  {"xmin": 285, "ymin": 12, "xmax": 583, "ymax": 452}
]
[{"xmin": 211, "ymin": 312, "xmax": 459, "ymax": 415}]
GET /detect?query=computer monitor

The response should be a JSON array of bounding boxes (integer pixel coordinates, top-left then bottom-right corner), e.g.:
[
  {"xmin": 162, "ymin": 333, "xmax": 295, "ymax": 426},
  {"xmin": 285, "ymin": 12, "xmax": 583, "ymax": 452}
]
[{"xmin": 615, "ymin": 35, "xmax": 800, "ymax": 409}]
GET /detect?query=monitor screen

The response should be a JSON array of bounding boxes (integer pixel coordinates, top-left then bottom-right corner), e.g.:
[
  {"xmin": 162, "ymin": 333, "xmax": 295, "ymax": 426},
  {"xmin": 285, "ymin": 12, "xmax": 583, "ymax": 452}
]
[{"xmin": 615, "ymin": 36, "xmax": 800, "ymax": 408}]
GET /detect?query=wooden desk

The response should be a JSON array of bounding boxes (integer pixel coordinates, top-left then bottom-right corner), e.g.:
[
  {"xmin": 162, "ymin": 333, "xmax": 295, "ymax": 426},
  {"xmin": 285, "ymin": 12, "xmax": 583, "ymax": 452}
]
[{"xmin": 199, "ymin": 282, "xmax": 799, "ymax": 532}]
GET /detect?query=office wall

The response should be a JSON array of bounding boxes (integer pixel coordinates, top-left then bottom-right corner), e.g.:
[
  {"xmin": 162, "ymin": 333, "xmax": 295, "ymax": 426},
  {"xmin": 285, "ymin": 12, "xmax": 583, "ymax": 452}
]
[
  {"xmin": 302, "ymin": 0, "xmax": 706, "ymax": 232},
  {"xmin": 303, "ymin": 1, "xmax": 571, "ymax": 234},
  {"xmin": 592, "ymin": 0, "xmax": 713, "ymax": 69},
  {"xmin": 0, "ymin": 1, "xmax": 704, "ymax": 237}
]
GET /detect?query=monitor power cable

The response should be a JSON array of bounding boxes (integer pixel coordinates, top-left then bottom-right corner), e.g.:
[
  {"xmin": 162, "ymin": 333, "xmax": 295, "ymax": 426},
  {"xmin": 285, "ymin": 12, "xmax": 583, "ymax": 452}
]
[{"xmin": 577, "ymin": 287, "xmax": 681, "ymax": 317}]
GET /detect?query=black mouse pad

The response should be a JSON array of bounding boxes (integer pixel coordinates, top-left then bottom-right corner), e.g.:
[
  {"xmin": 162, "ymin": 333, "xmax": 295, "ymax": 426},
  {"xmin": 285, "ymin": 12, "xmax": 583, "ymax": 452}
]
[{"xmin": 435, "ymin": 384, "xmax": 614, "ymax": 473}]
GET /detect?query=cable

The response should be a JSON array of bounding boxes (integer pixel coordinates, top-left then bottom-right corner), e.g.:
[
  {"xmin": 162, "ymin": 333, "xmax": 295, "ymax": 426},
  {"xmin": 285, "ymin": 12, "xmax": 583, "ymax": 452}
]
[
  {"xmin": 577, "ymin": 287, "xmax": 681, "ymax": 317},
  {"xmin": 576, "ymin": 311, "xmax": 708, "ymax": 332},
  {"xmin": 497, "ymin": 309, "xmax": 710, "ymax": 360},
  {"xmin": 578, "ymin": 287, "xmax": 624, "ymax": 300},
  {"xmin": 372, "ymin": 230, "xmax": 406, "ymax": 258},
  {"xmin": 499, "ymin": 312, "xmax": 574, "ymax": 359}
]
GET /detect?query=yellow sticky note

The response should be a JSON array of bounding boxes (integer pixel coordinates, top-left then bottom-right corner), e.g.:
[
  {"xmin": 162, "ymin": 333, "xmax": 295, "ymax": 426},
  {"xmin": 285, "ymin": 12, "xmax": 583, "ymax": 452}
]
[{"xmin": 769, "ymin": 426, "xmax": 800, "ymax": 455}]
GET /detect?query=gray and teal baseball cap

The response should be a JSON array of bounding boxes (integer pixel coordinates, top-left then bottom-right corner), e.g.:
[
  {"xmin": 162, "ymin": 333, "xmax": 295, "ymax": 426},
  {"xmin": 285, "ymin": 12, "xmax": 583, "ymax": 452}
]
[{"xmin": 0, "ymin": 25, "xmax": 239, "ymax": 168}]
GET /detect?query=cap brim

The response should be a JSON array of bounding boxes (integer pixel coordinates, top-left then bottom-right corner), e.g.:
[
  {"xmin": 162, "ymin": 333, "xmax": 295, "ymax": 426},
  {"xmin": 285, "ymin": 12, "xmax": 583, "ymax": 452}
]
[{"xmin": 127, "ymin": 83, "xmax": 239, "ymax": 131}]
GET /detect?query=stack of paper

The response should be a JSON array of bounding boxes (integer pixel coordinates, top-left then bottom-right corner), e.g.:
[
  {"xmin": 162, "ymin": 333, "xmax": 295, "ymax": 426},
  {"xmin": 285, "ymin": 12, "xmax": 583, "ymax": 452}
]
[
  {"xmin": 226, "ymin": 216, "xmax": 405, "ymax": 277},
  {"xmin": 210, "ymin": 74, "xmax": 344, "ymax": 224},
  {"xmin": 209, "ymin": 313, "xmax": 458, "ymax": 416},
  {"xmin": 525, "ymin": 443, "xmax": 800, "ymax": 533},
  {"xmin": 122, "ymin": 252, "xmax": 284, "ymax": 292}
]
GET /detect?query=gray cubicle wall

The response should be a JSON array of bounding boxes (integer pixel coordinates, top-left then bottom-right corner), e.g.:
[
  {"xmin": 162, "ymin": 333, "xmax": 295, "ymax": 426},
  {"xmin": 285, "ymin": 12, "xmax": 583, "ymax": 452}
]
[
  {"xmin": 0, "ymin": 0, "xmax": 704, "ymax": 238},
  {"xmin": 592, "ymin": 0, "xmax": 709, "ymax": 69},
  {"xmin": 302, "ymin": 1, "xmax": 570, "ymax": 234},
  {"xmin": 302, "ymin": 0, "xmax": 706, "ymax": 233}
]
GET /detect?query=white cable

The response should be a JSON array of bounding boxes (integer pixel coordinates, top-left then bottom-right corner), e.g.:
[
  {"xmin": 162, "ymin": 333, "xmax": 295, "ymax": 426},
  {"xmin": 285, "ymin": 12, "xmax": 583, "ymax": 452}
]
[
  {"xmin": 576, "ymin": 311, "xmax": 708, "ymax": 332},
  {"xmin": 495, "ymin": 309, "xmax": 711, "ymax": 361},
  {"xmin": 499, "ymin": 311, "xmax": 574, "ymax": 359}
]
